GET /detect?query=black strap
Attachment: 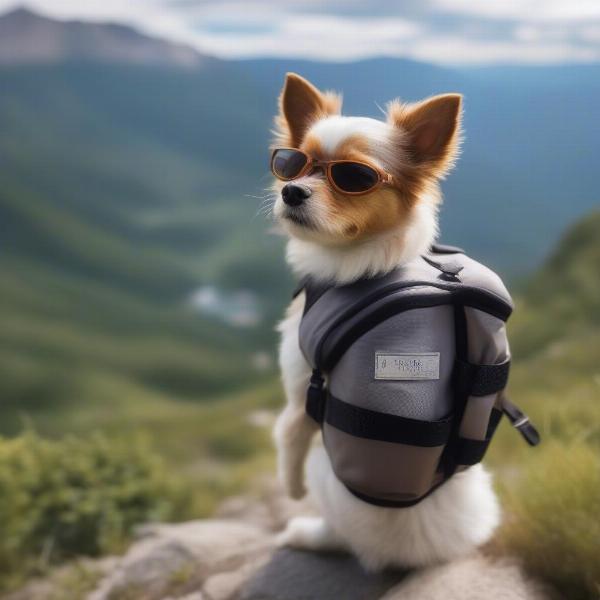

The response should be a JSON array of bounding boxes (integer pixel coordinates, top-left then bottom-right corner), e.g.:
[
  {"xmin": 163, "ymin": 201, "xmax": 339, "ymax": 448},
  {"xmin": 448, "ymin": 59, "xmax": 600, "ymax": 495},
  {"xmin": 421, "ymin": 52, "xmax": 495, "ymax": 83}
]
[
  {"xmin": 324, "ymin": 394, "xmax": 452, "ymax": 447},
  {"xmin": 291, "ymin": 276, "xmax": 309, "ymax": 299},
  {"xmin": 431, "ymin": 243, "xmax": 465, "ymax": 254},
  {"xmin": 455, "ymin": 408, "xmax": 503, "ymax": 465},
  {"xmin": 455, "ymin": 359, "xmax": 511, "ymax": 396},
  {"xmin": 292, "ymin": 277, "xmax": 333, "ymax": 317},
  {"xmin": 501, "ymin": 395, "xmax": 541, "ymax": 446},
  {"xmin": 305, "ymin": 369, "xmax": 327, "ymax": 424},
  {"xmin": 345, "ymin": 478, "xmax": 448, "ymax": 508}
]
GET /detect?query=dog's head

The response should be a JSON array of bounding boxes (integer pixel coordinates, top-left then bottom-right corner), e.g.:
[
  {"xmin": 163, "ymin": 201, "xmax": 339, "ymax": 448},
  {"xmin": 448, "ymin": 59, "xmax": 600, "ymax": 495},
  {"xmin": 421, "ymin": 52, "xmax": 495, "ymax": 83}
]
[{"xmin": 271, "ymin": 73, "xmax": 462, "ymax": 250}]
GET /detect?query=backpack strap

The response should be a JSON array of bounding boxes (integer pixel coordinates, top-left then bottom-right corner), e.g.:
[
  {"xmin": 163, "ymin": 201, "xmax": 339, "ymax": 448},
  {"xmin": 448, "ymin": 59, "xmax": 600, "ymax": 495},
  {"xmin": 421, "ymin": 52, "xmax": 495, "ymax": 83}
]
[
  {"xmin": 500, "ymin": 395, "xmax": 541, "ymax": 446},
  {"xmin": 292, "ymin": 276, "xmax": 334, "ymax": 315},
  {"xmin": 306, "ymin": 369, "xmax": 326, "ymax": 424},
  {"xmin": 455, "ymin": 407, "xmax": 503, "ymax": 465},
  {"xmin": 291, "ymin": 277, "xmax": 308, "ymax": 299},
  {"xmin": 454, "ymin": 359, "xmax": 511, "ymax": 397}
]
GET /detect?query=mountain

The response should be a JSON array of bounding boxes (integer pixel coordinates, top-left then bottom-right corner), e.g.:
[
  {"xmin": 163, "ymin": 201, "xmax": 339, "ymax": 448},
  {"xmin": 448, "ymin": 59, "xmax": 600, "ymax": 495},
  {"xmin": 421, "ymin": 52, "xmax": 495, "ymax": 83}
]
[
  {"xmin": 1, "ymin": 8, "xmax": 599, "ymax": 277},
  {"xmin": 0, "ymin": 7, "xmax": 599, "ymax": 428},
  {"xmin": 509, "ymin": 209, "xmax": 600, "ymax": 358},
  {"xmin": 0, "ymin": 7, "xmax": 209, "ymax": 68},
  {"xmin": 0, "ymin": 13, "xmax": 283, "ymax": 430}
]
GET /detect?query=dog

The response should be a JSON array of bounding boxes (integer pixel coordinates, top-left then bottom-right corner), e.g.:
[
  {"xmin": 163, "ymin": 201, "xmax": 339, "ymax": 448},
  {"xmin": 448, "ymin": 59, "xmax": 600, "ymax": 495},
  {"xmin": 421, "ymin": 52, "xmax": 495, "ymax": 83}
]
[{"xmin": 271, "ymin": 73, "xmax": 500, "ymax": 572}]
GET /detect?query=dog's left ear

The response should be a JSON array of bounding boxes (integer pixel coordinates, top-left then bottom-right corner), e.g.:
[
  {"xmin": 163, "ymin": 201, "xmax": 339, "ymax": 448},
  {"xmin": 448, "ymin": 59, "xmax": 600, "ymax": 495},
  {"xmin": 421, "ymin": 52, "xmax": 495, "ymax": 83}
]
[
  {"xmin": 275, "ymin": 73, "xmax": 342, "ymax": 148},
  {"xmin": 388, "ymin": 94, "xmax": 462, "ymax": 176}
]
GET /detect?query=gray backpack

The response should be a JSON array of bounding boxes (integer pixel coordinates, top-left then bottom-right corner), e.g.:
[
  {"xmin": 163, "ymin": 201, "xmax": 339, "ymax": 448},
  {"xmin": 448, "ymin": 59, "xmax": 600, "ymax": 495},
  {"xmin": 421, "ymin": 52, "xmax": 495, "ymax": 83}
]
[{"xmin": 297, "ymin": 244, "xmax": 539, "ymax": 507}]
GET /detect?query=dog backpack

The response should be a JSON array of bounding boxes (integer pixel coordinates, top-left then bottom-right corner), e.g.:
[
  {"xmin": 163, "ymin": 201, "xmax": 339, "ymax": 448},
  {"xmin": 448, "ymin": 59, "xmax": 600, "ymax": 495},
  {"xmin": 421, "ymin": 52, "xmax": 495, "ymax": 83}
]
[{"xmin": 297, "ymin": 244, "xmax": 540, "ymax": 507}]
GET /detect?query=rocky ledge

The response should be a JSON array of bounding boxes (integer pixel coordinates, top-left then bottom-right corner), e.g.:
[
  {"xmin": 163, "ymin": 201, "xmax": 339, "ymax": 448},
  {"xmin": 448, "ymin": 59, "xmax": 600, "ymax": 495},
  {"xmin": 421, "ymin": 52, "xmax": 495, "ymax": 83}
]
[{"xmin": 7, "ymin": 483, "xmax": 554, "ymax": 600}]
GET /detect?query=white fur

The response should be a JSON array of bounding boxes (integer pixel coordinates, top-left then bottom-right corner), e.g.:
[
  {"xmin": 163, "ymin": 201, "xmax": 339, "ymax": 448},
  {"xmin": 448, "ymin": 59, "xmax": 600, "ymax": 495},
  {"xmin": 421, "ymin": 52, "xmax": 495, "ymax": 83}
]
[
  {"xmin": 273, "ymin": 112, "xmax": 500, "ymax": 571},
  {"xmin": 302, "ymin": 447, "xmax": 500, "ymax": 571},
  {"xmin": 286, "ymin": 194, "xmax": 439, "ymax": 284},
  {"xmin": 309, "ymin": 116, "xmax": 390, "ymax": 158}
]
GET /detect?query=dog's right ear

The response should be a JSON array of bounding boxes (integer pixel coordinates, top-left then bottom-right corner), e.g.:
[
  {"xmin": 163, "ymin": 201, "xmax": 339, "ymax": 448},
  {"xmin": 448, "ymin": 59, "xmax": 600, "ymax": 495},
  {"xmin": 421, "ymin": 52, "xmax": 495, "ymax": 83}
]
[{"xmin": 275, "ymin": 73, "xmax": 341, "ymax": 148}]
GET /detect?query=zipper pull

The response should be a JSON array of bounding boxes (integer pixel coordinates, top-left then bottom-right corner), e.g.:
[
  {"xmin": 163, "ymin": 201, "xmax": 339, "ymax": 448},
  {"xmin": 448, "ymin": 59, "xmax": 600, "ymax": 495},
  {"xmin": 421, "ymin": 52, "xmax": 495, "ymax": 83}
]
[{"xmin": 306, "ymin": 368, "xmax": 327, "ymax": 424}]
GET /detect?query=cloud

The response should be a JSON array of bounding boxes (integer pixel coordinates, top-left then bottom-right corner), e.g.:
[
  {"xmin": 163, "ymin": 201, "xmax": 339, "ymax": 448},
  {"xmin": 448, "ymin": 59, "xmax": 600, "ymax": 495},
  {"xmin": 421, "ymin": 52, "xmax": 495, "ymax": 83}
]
[
  {"xmin": 432, "ymin": 0, "xmax": 600, "ymax": 22},
  {"xmin": 1, "ymin": 0, "xmax": 599, "ymax": 64}
]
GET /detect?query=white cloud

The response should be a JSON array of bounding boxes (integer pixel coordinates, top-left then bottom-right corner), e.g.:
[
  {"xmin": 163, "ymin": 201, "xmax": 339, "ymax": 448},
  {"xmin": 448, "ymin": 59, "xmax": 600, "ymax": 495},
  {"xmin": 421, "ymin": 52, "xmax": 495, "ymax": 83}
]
[
  {"xmin": 193, "ymin": 15, "xmax": 423, "ymax": 60},
  {"xmin": 1, "ymin": 0, "xmax": 600, "ymax": 64},
  {"xmin": 408, "ymin": 36, "xmax": 600, "ymax": 65},
  {"xmin": 580, "ymin": 25, "xmax": 600, "ymax": 43},
  {"xmin": 433, "ymin": 0, "xmax": 600, "ymax": 22}
]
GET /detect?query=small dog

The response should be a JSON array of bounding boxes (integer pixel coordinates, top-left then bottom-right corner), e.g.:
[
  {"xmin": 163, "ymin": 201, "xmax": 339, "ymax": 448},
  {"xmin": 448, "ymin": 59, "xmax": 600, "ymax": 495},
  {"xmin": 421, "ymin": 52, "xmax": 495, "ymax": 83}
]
[{"xmin": 271, "ymin": 73, "xmax": 500, "ymax": 571}]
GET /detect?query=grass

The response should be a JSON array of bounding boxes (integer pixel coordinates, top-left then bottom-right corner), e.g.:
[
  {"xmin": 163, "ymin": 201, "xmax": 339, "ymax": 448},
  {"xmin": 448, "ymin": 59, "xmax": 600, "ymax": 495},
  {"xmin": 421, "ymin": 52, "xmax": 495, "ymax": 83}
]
[
  {"xmin": 0, "ymin": 374, "xmax": 281, "ymax": 592},
  {"xmin": 482, "ymin": 213, "xmax": 600, "ymax": 599},
  {"xmin": 496, "ymin": 441, "xmax": 600, "ymax": 600},
  {"xmin": 1, "ymin": 368, "xmax": 281, "ymax": 517},
  {"xmin": 485, "ymin": 327, "xmax": 600, "ymax": 599}
]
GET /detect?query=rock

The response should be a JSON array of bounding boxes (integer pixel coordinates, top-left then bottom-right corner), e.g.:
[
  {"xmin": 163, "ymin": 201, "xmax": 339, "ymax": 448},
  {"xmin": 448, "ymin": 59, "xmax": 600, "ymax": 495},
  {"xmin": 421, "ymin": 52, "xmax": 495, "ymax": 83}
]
[
  {"xmin": 88, "ymin": 520, "xmax": 272, "ymax": 600},
  {"xmin": 2, "ymin": 557, "xmax": 117, "ymax": 600},
  {"xmin": 239, "ymin": 548, "xmax": 407, "ymax": 600},
  {"xmin": 203, "ymin": 554, "xmax": 270, "ymax": 600},
  {"xmin": 381, "ymin": 555, "xmax": 553, "ymax": 600},
  {"xmin": 6, "ymin": 485, "xmax": 555, "ymax": 600},
  {"xmin": 215, "ymin": 479, "xmax": 314, "ymax": 533}
]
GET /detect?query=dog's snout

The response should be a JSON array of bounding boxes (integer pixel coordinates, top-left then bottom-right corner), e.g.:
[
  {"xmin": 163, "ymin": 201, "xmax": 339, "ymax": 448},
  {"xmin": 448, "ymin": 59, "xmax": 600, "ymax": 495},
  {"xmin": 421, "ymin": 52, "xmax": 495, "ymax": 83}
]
[{"xmin": 282, "ymin": 183, "xmax": 312, "ymax": 207}]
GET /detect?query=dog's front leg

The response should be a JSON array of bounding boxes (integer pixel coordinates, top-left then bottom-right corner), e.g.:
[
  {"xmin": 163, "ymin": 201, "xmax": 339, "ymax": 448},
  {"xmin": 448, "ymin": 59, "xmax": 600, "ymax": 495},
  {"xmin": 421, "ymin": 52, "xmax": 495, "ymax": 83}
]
[
  {"xmin": 273, "ymin": 403, "xmax": 318, "ymax": 499},
  {"xmin": 275, "ymin": 294, "xmax": 318, "ymax": 499}
]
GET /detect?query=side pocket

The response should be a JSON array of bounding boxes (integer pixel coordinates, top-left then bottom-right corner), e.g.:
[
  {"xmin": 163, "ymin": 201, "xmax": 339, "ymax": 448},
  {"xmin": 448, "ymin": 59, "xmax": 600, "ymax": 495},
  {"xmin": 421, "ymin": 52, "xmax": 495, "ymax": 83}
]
[{"xmin": 451, "ymin": 307, "xmax": 512, "ymax": 467}]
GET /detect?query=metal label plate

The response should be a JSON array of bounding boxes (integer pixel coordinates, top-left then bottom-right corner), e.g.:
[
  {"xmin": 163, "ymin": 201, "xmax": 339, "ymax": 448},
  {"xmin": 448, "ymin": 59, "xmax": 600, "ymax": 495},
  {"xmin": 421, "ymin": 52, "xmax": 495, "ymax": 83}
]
[{"xmin": 374, "ymin": 352, "xmax": 440, "ymax": 380}]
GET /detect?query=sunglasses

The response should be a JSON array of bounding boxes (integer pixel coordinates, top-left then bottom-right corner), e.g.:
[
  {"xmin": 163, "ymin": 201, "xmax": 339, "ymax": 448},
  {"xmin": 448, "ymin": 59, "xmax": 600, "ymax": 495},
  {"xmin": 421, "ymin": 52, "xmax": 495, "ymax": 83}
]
[{"xmin": 270, "ymin": 148, "xmax": 394, "ymax": 196}]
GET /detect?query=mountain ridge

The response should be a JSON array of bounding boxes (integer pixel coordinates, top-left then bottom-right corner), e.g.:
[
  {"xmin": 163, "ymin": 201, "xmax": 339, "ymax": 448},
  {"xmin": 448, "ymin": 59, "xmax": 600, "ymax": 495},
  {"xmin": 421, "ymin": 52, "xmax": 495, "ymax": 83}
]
[{"xmin": 0, "ymin": 6, "xmax": 214, "ymax": 68}]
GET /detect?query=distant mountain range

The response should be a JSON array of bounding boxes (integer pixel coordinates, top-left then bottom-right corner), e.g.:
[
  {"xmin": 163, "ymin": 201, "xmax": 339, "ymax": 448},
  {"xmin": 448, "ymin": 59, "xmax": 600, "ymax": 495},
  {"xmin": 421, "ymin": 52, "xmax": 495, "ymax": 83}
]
[
  {"xmin": 0, "ymin": 7, "xmax": 599, "ymax": 416},
  {"xmin": 0, "ymin": 7, "xmax": 210, "ymax": 68},
  {"xmin": 1, "ymin": 6, "xmax": 598, "ymax": 278}
]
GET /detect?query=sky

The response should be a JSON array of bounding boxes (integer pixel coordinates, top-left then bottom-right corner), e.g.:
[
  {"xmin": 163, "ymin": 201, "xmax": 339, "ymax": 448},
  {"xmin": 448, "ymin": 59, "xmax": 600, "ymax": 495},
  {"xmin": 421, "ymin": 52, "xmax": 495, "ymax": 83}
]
[{"xmin": 2, "ymin": 0, "xmax": 600, "ymax": 65}]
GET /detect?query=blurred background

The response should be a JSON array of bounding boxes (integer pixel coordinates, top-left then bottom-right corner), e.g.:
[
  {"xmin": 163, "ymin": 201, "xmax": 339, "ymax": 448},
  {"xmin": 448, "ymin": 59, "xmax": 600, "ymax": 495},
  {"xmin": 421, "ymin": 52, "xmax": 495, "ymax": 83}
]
[{"xmin": 0, "ymin": 1, "xmax": 598, "ymax": 597}]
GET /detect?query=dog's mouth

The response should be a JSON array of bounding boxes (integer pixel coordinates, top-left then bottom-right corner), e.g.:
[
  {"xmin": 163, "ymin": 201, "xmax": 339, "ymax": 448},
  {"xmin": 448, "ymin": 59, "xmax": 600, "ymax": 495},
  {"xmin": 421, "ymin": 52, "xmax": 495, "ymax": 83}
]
[{"xmin": 283, "ymin": 209, "xmax": 314, "ymax": 229}]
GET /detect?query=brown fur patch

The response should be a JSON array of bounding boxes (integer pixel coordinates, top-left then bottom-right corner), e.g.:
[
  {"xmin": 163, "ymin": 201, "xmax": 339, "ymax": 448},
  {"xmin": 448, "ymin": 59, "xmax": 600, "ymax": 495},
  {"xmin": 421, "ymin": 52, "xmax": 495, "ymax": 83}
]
[
  {"xmin": 329, "ymin": 186, "xmax": 411, "ymax": 241},
  {"xmin": 300, "ymin": 135, "xmax": 324, "ymax": 159},
  {"xmin": 301, "ymin": 133, "xmax": 414, "ymax": 242}
]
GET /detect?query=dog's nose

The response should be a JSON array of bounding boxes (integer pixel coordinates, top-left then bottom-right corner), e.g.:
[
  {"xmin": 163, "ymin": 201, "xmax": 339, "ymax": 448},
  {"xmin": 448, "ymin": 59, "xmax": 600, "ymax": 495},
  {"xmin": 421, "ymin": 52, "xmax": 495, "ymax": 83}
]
[{"xmin": 282, "ymin": 183, "xmax": 312, "ymax": 207}]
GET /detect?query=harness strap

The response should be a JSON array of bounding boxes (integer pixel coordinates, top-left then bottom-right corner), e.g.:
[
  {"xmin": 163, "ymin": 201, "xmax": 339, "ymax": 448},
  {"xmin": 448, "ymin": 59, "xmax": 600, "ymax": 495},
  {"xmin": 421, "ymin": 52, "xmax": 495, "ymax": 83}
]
[
  {"xmin": 305, "ymin": 369, "xmax": 326, "ymax": 424},
  {"xmin": 455, "ymin": 408, "xmax": 503, "ymax": 465},
  {"xmin": 455, "ymin": 359, "xmax": 511, "ymax": 396},
  {"xmin": 324, "ymin": 393, "xmax": 453, "ymax": 447}
]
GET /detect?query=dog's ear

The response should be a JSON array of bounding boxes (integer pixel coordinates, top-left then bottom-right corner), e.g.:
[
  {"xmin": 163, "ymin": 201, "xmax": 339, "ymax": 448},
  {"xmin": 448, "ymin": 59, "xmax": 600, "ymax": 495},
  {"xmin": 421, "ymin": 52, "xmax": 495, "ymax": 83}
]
[
  {"xmin": 275, "ymin": 73, "xmax": 341, "ymax": 148},
  {"xmin": 388, "ymin": 94, "xmax": 462, "ymax": 176}
]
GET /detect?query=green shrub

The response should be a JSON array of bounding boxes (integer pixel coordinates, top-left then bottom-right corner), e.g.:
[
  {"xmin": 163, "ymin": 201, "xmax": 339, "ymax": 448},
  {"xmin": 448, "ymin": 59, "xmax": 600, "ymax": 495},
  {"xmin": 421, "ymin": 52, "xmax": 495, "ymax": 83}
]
[
  {"xmin": 498, "ymin": 440, "xmax": 600, "ymax": 600},
  {"xmin": 0, "ymin": 430, "xmax": 192, "ymax": 590}
]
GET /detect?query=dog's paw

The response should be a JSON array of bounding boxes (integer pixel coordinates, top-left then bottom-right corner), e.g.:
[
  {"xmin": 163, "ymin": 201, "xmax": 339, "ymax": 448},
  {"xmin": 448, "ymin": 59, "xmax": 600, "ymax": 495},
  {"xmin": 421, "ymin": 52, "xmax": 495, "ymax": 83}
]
[{"xmin": 276, "ymin": 517, "xmax": 345, "ymax": 552}]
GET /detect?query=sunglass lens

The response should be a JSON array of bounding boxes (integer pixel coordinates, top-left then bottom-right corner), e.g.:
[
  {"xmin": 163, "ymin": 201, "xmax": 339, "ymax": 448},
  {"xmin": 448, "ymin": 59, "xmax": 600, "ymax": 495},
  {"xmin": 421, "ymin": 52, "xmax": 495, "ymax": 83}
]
[
  {"xmin": 330, "ymin": 162, "xmax": 379, "ymax": 193},
  {"xmin": 272, "ymin": 149, "xmax": 308, "ymax": 180}
]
